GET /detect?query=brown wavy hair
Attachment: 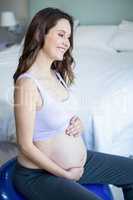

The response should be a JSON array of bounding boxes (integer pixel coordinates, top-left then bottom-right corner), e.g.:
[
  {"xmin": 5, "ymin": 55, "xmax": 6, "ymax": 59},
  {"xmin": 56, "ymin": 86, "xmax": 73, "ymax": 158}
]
[{"xmin": 13, "ymin": 7, "xmax": 75, "ymax": 86}]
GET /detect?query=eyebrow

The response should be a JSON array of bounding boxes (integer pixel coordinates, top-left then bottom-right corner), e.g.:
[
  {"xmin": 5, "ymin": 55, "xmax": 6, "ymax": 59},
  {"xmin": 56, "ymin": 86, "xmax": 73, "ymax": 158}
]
[{"xmin": 57, "ymin": 29, "xmax": 71, "ymax": 36}]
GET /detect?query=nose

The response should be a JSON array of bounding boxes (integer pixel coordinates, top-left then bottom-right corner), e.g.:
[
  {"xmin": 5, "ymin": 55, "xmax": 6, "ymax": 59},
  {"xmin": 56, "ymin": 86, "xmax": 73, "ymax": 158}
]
[{"xmin": 63, "ymin": 38, "xmax": 70, "ymax": 49}]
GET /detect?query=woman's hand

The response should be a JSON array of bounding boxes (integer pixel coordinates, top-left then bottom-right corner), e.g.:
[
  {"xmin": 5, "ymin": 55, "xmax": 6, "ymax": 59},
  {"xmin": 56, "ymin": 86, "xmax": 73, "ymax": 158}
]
[
  {"xmin": 66, "ymin": 167, "xmax": 84, "ymax": 181},
  {"xmin": 65, "ymin": 116, "xmax": 84, "ymax": 137}
]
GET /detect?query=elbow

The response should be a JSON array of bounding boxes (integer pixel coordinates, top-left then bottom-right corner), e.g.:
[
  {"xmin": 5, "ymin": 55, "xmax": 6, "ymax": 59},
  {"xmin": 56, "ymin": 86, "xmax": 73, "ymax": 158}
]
[{"xmin": 18, "ymin": 142, "xmax": 34, "ymax": 156}]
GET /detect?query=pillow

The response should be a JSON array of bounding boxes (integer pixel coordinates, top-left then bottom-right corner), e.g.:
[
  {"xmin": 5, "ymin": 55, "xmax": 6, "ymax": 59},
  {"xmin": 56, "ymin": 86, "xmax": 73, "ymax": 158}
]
[
  {"xmin": 119, "ymin": 20, "xmax": 133, "ymax": 32},
  {"xmin": 74, "ymin": 25, "xmax": 117, "ymax": 52},
  {"xmin": 73, "ymin": 19, "xmax": 80, "ymax": 33},
  {"xmin": 109, "ymin": 20, "xmax": 133, "ymax": 52},
  {"xmin": 74, "ymin": 19, "xmax": 79, "ymax": 27},
  {"xmin": 109, "ymin": 30, "xmax": 133, "ymax": 51}
]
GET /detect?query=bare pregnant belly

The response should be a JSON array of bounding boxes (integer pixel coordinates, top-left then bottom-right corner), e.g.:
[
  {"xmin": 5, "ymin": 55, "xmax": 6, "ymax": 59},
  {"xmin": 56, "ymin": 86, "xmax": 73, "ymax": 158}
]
[
  {"xmin": 49, "ymin": 133, "xmax": 87, "ymax": 169},
  {"xmin": 18, "ymin": 132, "xmax": 87, "ymax": 170}
]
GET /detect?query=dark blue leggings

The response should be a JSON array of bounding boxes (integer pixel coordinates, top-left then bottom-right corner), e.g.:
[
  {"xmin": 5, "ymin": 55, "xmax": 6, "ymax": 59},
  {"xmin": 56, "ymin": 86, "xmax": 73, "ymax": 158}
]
[{"xmin": 12, "ymin": 150, "xmax": 133, "ymax": 200}]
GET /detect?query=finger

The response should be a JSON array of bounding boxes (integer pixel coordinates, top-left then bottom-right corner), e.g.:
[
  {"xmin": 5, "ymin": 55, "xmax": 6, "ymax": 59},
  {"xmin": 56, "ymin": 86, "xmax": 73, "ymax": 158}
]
[
  {"xmin": 66, "ymin": 126, "xmax": 76, "ymax": 133},
  {"xmin": 72, "ymin": 126, "xmax": 80, "ymax": 134},
  {"xmin": 67, "ymin": 130, "xmax": 76, "ymax": 136},
  {"xmin": 66, "ymin": 128, "xmax": 76, "ymax": 136},
  {"xmin": 67, "ymin": 125, "xmax": 81, "ymax": 136},
  {"xmin": 70, "ymin": 124, "xmax": 80, "ymax": 130},
  {"xmin": 66, "ymin": 122, "xmax": 76, "ymax": 133},
  {"xmin": 65, "ymin": 129, "xmax": 71, "ymax": 136},
  {"xmin": 71, "ymin": 120, "xmax": 79, "ymax": 127},
  {"xmin": 70, "ymin": 128, "xmax": 81, "ymax": 136},
  {"xmin": 72, "ymin": 131, "xmax": 79, "ymax": 137},
  {"xmin": 74, "ymin": 132, "xmax": 81, "ymax": 137},
  {"xmin": 71, "ymin": 128, "xmax": 80, "ymax": 136},
  {"xmin": 72, "ymin": 120, "xmax": 81, "ymax": 128},
  {"xmin": 70, "ymin": 116, "xmax": 78, "ymax": 124},
  {"xmin": 67, "ymin": 124, "xmax": 75, "ymax": 130},
  {"xmin": 66, "ymin": 127, "xmax": 73, "ymax": 134},
  {"xmin": 66, "ymin": 124, "xmax": 74, "ymax": 133},
  {"xmin": 73, "ymin": 133, "xmax": 80, "ymax": 137}
]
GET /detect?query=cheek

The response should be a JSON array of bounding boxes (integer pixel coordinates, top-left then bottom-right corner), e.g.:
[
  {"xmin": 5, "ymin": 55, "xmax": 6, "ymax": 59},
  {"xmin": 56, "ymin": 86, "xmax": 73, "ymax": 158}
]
[
  {"xmin": 45, "ymin": 33, "xmax": 55, "ymax": 44},
  {"xmin": 44, "ymin": 37, "xmax": 55, "ymax": 52},
  {"xmin": 49, "ymin": 33, "xmax": 58, "ymax": 43}
]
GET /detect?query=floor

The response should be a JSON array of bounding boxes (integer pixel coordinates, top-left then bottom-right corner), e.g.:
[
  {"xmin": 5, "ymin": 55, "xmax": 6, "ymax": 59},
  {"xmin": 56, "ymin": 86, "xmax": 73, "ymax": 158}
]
[{"xmin": 110, "ymin": 186, "xmax": 124, "ymax": 200}]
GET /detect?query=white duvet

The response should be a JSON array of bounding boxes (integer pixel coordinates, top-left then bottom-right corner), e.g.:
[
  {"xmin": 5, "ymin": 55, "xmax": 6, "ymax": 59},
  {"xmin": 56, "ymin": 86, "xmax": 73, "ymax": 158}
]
[{"xmin": 72, "ymin": 47, "xmax": 133, "ymax": 156}]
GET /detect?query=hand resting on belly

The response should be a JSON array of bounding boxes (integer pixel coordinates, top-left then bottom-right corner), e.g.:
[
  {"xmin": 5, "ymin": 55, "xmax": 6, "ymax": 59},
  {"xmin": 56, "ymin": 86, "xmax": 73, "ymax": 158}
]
[{"xmin": 50, "ymin": 132, "xmax": 87, "ymax": 170}]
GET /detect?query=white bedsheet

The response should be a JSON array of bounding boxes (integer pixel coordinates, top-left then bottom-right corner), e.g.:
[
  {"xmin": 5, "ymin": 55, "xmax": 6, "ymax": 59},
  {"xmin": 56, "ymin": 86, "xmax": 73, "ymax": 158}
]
[{"xmin": 72, "ymin": 47, "xmax": 133, "ymax": 155}]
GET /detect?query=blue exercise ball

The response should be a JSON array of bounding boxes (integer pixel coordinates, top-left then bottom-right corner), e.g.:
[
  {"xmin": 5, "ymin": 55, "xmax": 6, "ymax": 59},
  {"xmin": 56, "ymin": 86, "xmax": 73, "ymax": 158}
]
[
  {"xmin": 82, "ymin": 183, "xmax": 113, "ymax": 200},
  {"xmin": 0, "ymin": 158, "xmax": 25, "ymax": 200},
  {"xmin": 0, "ymin": 158, "xmax": 113, "ymax": 200}
]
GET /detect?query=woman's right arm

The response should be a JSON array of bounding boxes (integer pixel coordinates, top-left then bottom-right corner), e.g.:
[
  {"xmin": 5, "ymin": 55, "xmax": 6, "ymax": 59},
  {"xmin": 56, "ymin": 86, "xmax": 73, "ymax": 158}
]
[{"xmin": 14, "ymin": 78, "xmax": 70, "ymax": 178}]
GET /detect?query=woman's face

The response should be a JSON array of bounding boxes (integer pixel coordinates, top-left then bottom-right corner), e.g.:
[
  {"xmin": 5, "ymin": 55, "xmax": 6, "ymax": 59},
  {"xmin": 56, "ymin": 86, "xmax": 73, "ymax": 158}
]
[{"xmin": 43, "ymin": 18, "xmax": 71, "ymax": 61}]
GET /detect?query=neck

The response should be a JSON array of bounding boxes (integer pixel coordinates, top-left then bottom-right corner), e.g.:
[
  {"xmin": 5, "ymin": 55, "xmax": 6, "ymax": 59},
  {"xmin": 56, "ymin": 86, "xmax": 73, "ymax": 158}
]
[{"xmin": 31, "ymin": 49, "xmax": 54, "ymax": 78}]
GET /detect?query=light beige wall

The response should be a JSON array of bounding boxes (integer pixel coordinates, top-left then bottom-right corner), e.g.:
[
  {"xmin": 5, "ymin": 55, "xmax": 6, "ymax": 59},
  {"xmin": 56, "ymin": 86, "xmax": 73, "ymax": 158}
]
[{"xmin": 0, "ymin": 0, "xmax": 29, "ymax": 24}]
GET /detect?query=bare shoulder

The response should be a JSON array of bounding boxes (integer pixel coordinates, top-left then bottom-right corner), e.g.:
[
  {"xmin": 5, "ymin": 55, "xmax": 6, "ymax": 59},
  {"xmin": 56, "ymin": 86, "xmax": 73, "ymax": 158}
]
[
  {"xmin": 14, "ymin": 76, "xmax": 38, "ymax": 107},
  {"xmin": 15, "ymin": 76, "xmax": 37, "ymax": 91}
]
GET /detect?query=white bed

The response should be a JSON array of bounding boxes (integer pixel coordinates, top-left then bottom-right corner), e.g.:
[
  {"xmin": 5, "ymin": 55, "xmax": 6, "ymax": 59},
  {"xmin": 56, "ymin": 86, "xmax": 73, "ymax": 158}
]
[
  {"xmin": 72, "ymin": 21, "xmax": 133, "ymax": 157},
  {"xmin": 73, "ymin": 47, "xmax": 133, "ymax": 155},
  {"xmin": 0, "ymin": 21, "xmax": 133, "ymax": 159},
  {"xmin": 0, "ymin": 44, "xmax": 21, "ymax": 141}
]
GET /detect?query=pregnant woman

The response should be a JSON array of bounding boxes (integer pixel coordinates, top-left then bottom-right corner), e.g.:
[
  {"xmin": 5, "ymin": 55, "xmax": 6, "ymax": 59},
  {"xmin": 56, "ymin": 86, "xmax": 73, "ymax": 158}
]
[{"xmin": 12, "ymin": 7, "xmax": 133, "ymax": 200}]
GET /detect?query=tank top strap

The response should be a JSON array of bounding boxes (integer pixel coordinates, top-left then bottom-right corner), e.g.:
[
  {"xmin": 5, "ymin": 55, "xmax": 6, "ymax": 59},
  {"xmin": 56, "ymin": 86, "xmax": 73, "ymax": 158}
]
[
  {"xmin": 55, "ymin": 71, "xmax": 69, "ymax": 90},
  {"xmin": 17, "ymin": 72, "xmax": 45, "ymax": 98}
]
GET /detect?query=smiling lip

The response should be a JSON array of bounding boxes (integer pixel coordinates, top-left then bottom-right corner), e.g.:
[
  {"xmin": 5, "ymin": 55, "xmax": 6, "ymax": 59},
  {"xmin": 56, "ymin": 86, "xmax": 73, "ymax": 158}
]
[{"xmin": 57, "ymin": 47, "xmax": 66, "ymax": 53}]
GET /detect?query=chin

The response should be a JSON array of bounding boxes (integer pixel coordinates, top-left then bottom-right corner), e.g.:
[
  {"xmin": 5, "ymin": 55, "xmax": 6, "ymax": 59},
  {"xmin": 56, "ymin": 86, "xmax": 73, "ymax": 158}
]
[
  {"xmin": 54, "ymin": 55, "xmax": 64, "ymax": 61},
  {"xmin": 58, "ymin": 57, "xmax": 64, "ymax": 61}
]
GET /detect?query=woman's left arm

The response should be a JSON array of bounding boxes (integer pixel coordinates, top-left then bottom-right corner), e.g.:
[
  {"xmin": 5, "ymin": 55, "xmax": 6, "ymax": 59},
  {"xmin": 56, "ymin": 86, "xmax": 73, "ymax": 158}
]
[{"xmin": 65, "ymin": 116, "xmax": 84, "ymax": 137}]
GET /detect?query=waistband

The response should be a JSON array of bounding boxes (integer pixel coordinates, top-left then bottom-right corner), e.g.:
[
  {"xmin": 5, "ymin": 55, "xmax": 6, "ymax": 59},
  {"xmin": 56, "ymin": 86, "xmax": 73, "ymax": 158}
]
[{"xmin": 15, "ymin": 160, "xmax": 45, "ymax": 173}]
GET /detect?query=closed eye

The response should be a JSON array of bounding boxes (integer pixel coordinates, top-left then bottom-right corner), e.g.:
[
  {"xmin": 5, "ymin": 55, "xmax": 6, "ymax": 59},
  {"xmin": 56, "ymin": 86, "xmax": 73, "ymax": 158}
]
[
  {"xmin": 58, "ymin": 33, "xmax": 64, "ymax": 37},
  {"xmin": 58, "ymin": 33, "xmax": 70, "ymax": 40}
]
